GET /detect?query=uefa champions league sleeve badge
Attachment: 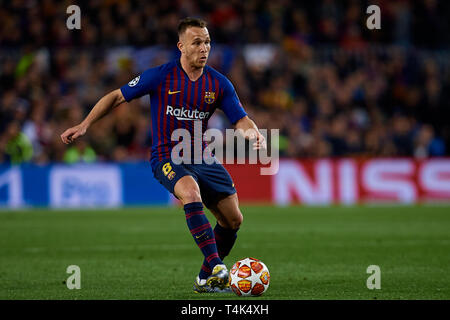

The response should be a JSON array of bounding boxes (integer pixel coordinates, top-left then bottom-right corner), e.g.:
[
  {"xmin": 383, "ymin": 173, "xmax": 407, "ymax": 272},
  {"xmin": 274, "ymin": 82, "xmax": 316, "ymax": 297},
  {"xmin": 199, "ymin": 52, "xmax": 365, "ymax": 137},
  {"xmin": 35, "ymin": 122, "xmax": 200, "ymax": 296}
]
[{"xmin": 128, "ymin": 76, "xmax": 140, "ymax": 87}]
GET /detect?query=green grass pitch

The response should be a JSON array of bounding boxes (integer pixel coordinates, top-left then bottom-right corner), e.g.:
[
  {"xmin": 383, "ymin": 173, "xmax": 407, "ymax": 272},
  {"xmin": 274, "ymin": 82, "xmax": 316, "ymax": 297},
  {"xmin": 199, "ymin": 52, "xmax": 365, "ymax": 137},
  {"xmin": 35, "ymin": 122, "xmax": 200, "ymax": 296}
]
[{"xmin": 0, "ymin": 205, "xmax": 449, "ymax": 300}]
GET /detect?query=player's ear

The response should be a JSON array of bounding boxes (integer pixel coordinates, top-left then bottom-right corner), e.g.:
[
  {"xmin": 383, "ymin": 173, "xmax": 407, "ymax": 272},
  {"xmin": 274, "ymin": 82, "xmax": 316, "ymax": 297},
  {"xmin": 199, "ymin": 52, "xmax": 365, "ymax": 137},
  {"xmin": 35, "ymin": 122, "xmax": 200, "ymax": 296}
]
[{"xmin": 177, "ymin": 40, "xmax": 184, "ymax": 54}]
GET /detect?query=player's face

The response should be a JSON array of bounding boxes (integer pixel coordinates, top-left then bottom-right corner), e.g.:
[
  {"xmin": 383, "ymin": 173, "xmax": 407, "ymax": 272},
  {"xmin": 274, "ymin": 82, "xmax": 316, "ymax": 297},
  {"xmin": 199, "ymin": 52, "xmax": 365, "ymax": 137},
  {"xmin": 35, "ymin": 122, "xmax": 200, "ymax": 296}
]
[{"xmin": 179, "ymin": 27, "xmax": 211, "ymax": 69}]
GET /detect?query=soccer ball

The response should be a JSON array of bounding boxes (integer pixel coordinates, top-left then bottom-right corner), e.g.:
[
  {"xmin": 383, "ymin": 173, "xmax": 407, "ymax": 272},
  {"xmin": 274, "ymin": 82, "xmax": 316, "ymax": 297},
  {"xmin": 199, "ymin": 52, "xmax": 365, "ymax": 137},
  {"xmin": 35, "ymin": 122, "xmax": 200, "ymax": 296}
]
[{"xmin": 229, "ymin": 257, "xmax": 270, "ymax": 296}]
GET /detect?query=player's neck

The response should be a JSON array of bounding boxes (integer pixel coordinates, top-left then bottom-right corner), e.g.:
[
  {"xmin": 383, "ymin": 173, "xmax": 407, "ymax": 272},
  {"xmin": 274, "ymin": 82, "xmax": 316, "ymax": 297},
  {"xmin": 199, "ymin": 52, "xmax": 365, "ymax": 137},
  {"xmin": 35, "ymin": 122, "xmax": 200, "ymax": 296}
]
[{"xmin": 180, "ymin": 57, "xmax": 204, "ymax": 82}]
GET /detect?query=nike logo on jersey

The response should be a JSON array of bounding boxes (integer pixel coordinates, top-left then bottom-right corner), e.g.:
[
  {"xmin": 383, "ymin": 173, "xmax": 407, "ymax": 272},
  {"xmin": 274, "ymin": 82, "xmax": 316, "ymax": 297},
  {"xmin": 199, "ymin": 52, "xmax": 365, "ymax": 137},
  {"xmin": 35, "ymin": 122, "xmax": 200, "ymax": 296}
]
[{"xmin": 168, "ymin": 90, "xmax": 181, "ymax": 95}]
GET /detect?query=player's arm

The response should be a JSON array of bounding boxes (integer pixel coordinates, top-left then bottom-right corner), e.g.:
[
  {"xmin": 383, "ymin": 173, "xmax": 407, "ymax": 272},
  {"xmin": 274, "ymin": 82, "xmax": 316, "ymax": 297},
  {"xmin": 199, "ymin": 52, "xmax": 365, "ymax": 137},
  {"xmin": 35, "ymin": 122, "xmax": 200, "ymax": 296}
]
[
  {"xmin": 220, "ymin": 77, "xmax": 266, "ymax": 150},
  {"xmin": 61, "ymin": 66, "xmax": 160, "ymax": 144},
  {"xmin": 235, "ymin": 115, "xmax": 266, "ymax": 150},
  {"xmin": 60, "ymin": 89, "xmax": 125, "ymax": 144}
]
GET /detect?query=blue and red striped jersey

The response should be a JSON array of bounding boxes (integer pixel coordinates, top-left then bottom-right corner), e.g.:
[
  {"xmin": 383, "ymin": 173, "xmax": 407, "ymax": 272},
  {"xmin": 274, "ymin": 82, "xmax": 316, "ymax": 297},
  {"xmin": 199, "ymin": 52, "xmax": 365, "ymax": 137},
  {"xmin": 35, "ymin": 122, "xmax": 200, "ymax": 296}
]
[{"xmin": 120, "ymin": 59, "xmax": 247, "ymax": 170}]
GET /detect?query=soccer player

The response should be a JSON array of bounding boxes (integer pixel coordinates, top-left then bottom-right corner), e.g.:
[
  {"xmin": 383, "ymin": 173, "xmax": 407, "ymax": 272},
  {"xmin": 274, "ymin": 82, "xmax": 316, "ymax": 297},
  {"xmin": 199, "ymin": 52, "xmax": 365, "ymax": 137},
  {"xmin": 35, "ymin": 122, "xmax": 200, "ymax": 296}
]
[{"xmin": 61, "ymin": 17, "xmax": 266, "ymax": 293}]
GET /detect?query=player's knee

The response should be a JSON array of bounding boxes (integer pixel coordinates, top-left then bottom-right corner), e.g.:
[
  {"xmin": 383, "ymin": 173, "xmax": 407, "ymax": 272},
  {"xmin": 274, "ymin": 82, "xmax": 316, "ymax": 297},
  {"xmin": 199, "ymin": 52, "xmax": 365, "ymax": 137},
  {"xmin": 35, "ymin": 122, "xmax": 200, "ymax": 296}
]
[
  {"xmin": 178, "ymin": 189, "xmax": 202, "ymax": 205},
  {"xmin": 230, "ymin": 212, "xmax": 243, "ymax": 230}
]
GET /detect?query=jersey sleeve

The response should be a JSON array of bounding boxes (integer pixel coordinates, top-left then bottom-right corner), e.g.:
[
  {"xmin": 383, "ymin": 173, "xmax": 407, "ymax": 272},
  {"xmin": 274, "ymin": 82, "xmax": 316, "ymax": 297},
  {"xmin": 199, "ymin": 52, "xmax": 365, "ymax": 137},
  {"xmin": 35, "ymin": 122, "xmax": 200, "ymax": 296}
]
[
  {"xmin": 220, "ymin": 77, "xmax": 247, "ymax": 125},
  {"xmin": 120, "ymin": 66, "xmax": 162, "ymax": 102}
]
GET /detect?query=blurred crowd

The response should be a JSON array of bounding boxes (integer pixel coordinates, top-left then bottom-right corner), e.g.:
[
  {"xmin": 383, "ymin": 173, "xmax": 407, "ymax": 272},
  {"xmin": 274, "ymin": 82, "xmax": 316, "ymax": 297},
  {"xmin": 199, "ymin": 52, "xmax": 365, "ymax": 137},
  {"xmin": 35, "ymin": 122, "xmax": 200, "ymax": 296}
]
[{"xmin": 1, "ymin": 0, "xmax": 449, "ymax": 164}]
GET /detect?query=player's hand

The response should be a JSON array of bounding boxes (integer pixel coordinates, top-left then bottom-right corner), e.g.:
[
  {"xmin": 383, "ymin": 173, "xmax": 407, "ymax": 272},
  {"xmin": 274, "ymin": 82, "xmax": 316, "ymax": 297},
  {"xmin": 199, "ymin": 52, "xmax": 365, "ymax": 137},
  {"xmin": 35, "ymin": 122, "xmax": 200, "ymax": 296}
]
[
  {"xmin": 60, "ymin": 124, "xmax": 87, "ymax": 144},
  {"xmin": 252, "ymin": 130, "xmax": 267, "ymax": 150},
  {"xmin": 243, "ymin": 129, "xmax": 266, "ymax": 150}
]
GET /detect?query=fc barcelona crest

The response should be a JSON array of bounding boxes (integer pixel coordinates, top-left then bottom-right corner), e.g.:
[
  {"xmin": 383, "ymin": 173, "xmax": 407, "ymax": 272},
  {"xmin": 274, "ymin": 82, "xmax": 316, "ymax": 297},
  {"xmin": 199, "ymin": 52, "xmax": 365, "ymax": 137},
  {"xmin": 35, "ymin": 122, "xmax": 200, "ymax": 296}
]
[{"xmin": 204, "ymin": 91, "xmax": 215, "ymax": 104}]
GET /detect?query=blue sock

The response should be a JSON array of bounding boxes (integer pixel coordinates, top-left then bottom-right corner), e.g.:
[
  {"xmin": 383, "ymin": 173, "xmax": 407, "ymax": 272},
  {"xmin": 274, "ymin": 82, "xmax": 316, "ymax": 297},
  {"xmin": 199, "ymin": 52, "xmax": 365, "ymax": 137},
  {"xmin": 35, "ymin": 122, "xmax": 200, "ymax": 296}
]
[
  {"xmin": 199, "ymin": 223, "xmax": 238, "ymax": 279},
  {"xmin": 184, "ymin": 202, "xmax": 223, "ymax": 275}
]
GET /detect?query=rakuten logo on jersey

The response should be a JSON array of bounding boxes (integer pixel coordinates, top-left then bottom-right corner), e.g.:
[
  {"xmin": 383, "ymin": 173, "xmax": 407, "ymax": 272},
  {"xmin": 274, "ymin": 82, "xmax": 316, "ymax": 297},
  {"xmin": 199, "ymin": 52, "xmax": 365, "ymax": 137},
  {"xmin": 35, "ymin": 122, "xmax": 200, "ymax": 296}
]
[{"xmin": 166, "ymin": 105, "xmax": 210, "ymax": 121}]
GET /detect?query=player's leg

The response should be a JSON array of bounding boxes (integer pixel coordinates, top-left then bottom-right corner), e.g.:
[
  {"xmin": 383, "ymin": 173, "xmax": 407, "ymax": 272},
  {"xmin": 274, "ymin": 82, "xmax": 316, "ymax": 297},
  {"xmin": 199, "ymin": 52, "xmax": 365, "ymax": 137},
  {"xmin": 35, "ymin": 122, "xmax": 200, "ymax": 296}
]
[
  {"xmin": 173, "ymin": 175, "xmax": 229, "ymax": 290},
  {"xmin": 200, "ymin": 193, "xmax": 242, "ymax": 278},
  {"xmin": 153, "ymin": 160, "xmax": 228, "ymax": 291},
  {"xmin": 187, "ymin": 161, "xmax": 242, "ymax": 281},
  {"xmin": 208, "ymin": 193, "xmax": 242, "ymax": 259},
  {"xmin": 208, "ymin": 193, "xmax": 243, "ymax": 230},
  {"xmin": 174, "ymin": 176, "xmax": 224, "ymax": 270}
]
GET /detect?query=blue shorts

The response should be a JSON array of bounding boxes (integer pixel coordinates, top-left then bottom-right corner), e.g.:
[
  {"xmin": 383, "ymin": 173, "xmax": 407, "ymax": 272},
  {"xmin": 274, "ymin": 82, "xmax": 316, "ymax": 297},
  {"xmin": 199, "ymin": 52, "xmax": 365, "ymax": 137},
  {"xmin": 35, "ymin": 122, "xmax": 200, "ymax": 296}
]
[{"xmin": 153, "ymin": 159, "xmax": 237, "ymax": 208}]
